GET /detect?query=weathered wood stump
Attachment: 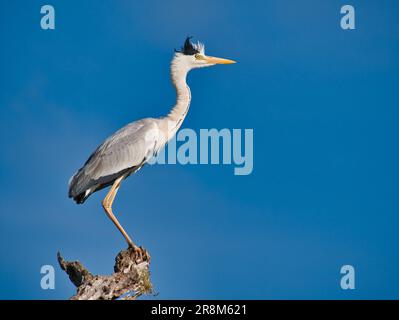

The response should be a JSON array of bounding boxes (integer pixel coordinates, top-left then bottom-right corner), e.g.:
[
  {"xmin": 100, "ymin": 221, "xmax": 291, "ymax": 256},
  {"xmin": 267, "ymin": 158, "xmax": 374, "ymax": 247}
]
[{"xmin": 57, "ymin": 247, "xmax": 152, "ymax": 300}]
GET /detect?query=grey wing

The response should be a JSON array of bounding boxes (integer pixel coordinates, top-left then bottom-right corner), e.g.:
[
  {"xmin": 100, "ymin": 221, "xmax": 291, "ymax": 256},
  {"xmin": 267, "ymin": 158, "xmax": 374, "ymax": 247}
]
[{"xmin": 68, "ymin": 118, "xmax": 160, "ymax": 203}]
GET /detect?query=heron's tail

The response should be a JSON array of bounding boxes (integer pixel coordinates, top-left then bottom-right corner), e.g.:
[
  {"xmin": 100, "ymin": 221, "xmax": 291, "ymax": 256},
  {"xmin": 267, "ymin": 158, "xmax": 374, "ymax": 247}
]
[
  {"xmin": 71, "ymin": 192, "xmax": 88, "ymax": 204},
  {"xmin": 68, "ymin": 170, "xmax": 91, "ymax": 204}
]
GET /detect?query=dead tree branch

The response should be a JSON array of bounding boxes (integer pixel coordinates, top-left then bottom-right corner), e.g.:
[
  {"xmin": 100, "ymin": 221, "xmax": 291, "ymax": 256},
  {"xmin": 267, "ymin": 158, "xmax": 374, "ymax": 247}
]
[{"xmin": 57, "ymin": 247, "xmax": 152, "ymax": 300}]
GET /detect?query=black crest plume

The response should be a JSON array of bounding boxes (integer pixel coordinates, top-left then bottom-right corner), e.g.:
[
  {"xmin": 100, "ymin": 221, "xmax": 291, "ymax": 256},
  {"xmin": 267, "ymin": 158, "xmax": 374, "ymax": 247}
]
[{"xmin": 175, "ymin": 37, "xmax": 200, "ymax": 55}]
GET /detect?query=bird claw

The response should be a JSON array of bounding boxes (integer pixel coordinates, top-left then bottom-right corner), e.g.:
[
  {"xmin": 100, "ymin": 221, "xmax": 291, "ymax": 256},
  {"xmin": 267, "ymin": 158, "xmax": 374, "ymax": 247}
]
[{"xmin": 130, "ymin": 245, "xmax": 151, "ymax": 263}]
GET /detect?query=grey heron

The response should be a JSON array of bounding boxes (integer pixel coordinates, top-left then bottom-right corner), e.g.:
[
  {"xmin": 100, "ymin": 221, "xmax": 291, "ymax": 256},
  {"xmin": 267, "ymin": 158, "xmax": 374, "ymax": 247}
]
[{"xmin": 68, "ymin": 37, "xmax": 235, "ymax": 258}]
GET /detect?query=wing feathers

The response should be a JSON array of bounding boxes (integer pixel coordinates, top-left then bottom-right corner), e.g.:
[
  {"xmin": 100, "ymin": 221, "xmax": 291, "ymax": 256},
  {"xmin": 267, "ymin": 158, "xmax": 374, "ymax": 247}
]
[{"xmin": 68, "ymin": 118, "xmax": 161, "ymax": 201}]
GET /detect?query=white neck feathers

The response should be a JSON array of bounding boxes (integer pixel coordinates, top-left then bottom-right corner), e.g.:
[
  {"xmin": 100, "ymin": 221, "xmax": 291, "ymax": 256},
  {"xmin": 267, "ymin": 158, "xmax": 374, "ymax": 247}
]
[{"xmin": 167, "ymin": 55, "xmax": 192, "ymax": 123}]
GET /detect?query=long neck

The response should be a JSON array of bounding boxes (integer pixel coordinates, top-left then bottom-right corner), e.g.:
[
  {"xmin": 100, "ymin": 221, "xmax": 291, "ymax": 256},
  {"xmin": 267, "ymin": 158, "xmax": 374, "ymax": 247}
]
[{"xmin": 166, "ymin": 58, "xmax": 191, "ymax": 130}]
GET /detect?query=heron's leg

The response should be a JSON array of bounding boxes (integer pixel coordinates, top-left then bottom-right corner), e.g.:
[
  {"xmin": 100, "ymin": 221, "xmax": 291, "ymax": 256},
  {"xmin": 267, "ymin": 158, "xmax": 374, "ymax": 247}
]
[{"xmin": 102, "ymin": 176, "xmax": 138, "ymax": 250}]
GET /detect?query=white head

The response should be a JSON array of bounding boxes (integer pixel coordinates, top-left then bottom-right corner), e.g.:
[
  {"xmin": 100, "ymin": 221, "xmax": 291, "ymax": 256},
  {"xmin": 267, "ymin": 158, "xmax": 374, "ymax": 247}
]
[{"xmin": 171, "ymin": 37, "xmax": 236, "ymax": 79}]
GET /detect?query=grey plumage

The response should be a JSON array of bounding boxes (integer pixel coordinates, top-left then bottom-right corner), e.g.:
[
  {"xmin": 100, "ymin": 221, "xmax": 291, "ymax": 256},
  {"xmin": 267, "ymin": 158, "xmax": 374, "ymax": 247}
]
[{"xmin": 68, "ymin": 118, "xmax": 160, "ymax": 204}]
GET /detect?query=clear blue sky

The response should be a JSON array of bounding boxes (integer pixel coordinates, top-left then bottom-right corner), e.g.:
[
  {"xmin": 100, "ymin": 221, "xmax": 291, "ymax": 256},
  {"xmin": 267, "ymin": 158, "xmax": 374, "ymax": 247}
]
[{"xmin": 0, "ymin": 0, "xmax": 398, "ymax": 299}]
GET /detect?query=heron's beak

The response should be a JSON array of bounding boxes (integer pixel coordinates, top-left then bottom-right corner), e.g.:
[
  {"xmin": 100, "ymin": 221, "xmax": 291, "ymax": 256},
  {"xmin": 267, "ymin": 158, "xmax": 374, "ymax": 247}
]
[{"xmin": 204, "ymin": 56, "xmax": 236, "ymax": 64}]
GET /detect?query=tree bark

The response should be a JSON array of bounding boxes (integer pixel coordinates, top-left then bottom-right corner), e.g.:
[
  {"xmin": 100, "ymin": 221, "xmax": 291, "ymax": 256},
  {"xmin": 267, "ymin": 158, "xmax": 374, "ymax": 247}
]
[{"xmin": 57, "ymin": 247, "xmax": 152, "ymax": 300}]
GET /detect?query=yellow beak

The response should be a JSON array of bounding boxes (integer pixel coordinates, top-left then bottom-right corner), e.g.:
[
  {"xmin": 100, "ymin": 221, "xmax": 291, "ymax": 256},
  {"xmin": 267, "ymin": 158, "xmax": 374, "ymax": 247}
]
[{"xmin": 204, "ymin": 56, "xmax": 236, "ymax": 64}]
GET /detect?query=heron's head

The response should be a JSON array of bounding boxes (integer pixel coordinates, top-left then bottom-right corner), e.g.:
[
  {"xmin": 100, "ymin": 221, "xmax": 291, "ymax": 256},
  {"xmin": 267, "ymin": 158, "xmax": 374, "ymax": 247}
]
[{"xmin": 172, "ymin": 37, "xmax": 236, "ymax": 74}]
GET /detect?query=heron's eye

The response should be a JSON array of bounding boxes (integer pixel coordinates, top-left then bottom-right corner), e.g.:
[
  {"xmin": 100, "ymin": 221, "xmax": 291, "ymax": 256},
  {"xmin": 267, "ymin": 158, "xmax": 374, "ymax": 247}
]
[{"xmin": 194, "ymin": 53, "xmax": 203, "ymax": 60}]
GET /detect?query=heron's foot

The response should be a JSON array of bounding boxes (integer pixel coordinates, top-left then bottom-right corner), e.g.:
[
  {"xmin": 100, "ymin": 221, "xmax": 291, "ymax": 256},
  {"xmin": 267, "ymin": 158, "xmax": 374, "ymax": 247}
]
[{"xmin": 129, "ymin": 245, "xmax": 151, "ymax": 263}]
